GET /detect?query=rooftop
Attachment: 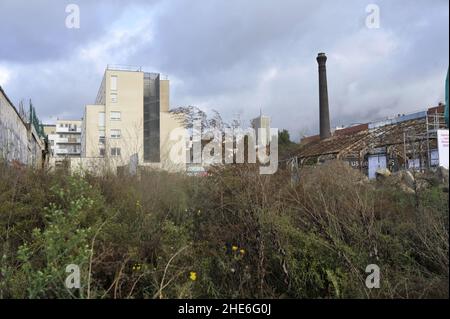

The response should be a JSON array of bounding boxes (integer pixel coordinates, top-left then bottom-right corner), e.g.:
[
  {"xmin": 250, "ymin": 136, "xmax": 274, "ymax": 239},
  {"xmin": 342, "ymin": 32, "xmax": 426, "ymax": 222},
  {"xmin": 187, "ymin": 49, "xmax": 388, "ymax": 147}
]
[
  {"xmin": 289, "ymin": 105, "xmax": 447, "ymax": 161},
  {"xmin": 106, "ymin": 64, "xmax": 142, "ymax": 72}
]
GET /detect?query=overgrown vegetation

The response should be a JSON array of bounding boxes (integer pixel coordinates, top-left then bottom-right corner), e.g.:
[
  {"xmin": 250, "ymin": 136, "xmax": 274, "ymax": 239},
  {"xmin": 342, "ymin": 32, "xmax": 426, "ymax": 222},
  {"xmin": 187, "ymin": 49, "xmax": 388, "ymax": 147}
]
[{"xmin": 0, "ymin": 160, "xmax": 448, "ymax": 298}]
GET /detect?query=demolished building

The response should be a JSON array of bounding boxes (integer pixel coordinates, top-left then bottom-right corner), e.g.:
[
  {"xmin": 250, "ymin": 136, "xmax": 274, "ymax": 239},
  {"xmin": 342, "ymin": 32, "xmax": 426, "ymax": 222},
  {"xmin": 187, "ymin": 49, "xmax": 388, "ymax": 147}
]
[
  {"xmin": 281, "ymin": 53, "xmax": 449, "ymax": 179},
  {"xmin": 290, "ymin": 105, "xmax": 446, "ymax": 179}
]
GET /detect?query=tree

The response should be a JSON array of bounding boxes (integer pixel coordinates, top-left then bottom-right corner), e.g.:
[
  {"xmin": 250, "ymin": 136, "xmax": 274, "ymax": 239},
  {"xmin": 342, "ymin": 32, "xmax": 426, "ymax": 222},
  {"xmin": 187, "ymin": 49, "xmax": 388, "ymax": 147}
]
[{"xmin": 278, "ymin": 129, "xmax": 292, "ymax": 146}]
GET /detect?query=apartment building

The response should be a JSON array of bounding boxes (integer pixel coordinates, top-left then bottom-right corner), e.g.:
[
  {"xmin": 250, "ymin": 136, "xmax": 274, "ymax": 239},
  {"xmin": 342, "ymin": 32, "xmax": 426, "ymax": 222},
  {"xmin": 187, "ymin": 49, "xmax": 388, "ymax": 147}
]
[
  {"xmin": 251, "ymin": 114, "xmax": 271, "ymax": 146},
  {"xmin": 80, "ymin": 65, "xmax": 186, "ymax": 173},
  {"xmin": 45, "ymin": 119, "xmax": 82, "ymax": 158}
]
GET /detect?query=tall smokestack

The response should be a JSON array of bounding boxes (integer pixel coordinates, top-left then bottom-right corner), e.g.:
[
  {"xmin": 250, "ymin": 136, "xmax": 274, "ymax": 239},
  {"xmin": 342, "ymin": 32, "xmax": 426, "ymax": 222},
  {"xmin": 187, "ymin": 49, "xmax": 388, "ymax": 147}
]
[{"xmin": 317, "ymin": 52, "xmax": 331, "ymax": 139}]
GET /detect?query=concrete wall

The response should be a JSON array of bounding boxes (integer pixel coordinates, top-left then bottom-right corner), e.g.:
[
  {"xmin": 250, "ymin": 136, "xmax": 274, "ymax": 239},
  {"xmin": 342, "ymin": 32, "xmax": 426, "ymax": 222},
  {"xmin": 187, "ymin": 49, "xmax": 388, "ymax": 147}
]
[
  {"xmin": 159, "ymin": 111, "xmax": 186, "ymax": 172},
  {"xmin": 82, "ymin": 104, "xmax": 105, "ymax": 158},
  {"xmin": 28, "ymin": 124, "xmax": 46, "ymax": 169},
  {"xmin": 160, "ymin": 79, "xmax": 170, "ymax": 113},
  {"xmin": 0, "ymin": 87, "xmax": 29, "ymax": 164}
]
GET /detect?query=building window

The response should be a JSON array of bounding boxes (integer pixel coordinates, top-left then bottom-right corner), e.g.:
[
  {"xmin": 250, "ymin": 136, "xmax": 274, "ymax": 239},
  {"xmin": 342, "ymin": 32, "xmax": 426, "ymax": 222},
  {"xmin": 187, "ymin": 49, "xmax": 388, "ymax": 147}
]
[
  {"xmin": 99, "ymin": 112, "xmax": 105, "ymax": 127},
  {"xmin": 408, "ymin": 158, "xmax": 421, "ymax": 170},
  {"xmin": 110, "ymin": 111, "xmax": 121, "ymax": 120},
  {"xmin": 111, "ymin": 147, "xmax": 121, "ymax": 156},
  {"xmin": 111, "ymin": 75, "xmax": 117, "ymax": 91},
  {"xmin": 111, "ymin": 93, "xmax": 118, "ymax": 103},
  {"xmin": 99, "ymin": 129, "xmax": 105, "ymax": 144},
  {"xmin": 143, "ymin": 73, "xmax": 160, "ymax": 163},
  {"xmin": 110, "ymin": 129, "xmax": 121, "ymax": 139},
  {"xmin": 99, "ymin": 148, "xmax": 105, "ymax": 157},
  {"xmin": 430, "ymin": 149, "xmax": 439, "ymax": 167}
]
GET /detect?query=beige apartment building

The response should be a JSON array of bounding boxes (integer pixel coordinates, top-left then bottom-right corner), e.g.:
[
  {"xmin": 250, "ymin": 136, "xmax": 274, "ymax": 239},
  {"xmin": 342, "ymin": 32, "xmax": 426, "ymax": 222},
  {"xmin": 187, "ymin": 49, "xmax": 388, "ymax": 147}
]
[{"xmin": 79, "ymin": 65, "xmax": 186, "ymax": 173}]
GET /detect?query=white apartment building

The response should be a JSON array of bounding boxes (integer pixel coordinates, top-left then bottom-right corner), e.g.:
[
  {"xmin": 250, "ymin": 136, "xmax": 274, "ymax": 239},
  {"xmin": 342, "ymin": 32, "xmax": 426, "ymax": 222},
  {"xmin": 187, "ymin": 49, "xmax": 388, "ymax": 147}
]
[{"xmin": 46, "ymin": 120, "xmax": 82, "ymax": 158}]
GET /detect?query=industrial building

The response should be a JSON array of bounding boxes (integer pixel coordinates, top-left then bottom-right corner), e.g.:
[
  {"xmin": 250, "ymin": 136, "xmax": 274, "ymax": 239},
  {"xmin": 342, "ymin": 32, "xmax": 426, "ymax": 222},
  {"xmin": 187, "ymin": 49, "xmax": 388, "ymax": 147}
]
[
  {"xmin": 294, "ymin": 105, "xmax": 447, "ymax": 179},
  {"xmin": 282, "ymin": 53, "xmax": 449, "ymax": 179}
]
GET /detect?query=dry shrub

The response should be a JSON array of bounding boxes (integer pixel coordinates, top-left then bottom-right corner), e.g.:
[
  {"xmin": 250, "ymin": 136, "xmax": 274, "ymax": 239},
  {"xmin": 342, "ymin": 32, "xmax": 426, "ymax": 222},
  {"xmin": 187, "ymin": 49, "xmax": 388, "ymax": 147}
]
[{"xmin": 0, "ymin": 160, "xmax": 448, "ymax": 299}]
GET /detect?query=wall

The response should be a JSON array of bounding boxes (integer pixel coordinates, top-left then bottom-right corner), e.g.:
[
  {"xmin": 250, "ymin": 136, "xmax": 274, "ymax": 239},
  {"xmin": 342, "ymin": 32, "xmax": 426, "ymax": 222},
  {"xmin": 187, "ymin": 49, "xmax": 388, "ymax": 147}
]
[
  {"xmin": 159, "ymin": 111, "xmax": 187, "ymax": 172},
  {"xmin": 28, "ymin": 124, "xmax": 46, "ymax": 169},
  {"xmin": 82, "ymin": 104, "xmax": 105, "ymax": 158},
  {"xmin": 0, "ymin": 87, "xmax": 29, "ymax": 164},
  {"xmin": 160, "ymin": 79, "xmax": 170, "ymax": 113},
  {"xmin": 105, "ymin": 69, "xmax": 144, "ymax": 166}
]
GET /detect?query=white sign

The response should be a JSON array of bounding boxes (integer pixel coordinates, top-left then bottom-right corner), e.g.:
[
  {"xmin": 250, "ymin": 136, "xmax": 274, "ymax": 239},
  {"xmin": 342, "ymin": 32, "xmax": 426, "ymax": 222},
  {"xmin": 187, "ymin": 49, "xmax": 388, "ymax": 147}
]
[
  {"xmin": 437, "ymin": 129, "xmax": 449, "ymax": 169},
  {"xmin": 129, "ymin": 153, "xmax": 139, "ymax": 175}
]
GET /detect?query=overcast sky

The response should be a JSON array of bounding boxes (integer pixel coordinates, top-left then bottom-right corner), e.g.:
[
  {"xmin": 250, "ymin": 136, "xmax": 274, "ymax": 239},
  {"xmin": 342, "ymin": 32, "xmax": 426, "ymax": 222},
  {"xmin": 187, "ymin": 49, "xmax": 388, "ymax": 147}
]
[{"xmin": 0, "ymin": 0, "xmax": 448, "ymax": 140}]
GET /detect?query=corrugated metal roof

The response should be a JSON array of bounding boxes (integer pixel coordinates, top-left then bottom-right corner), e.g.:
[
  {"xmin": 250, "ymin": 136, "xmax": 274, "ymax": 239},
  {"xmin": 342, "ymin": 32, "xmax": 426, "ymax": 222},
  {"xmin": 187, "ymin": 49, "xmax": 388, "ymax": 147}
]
[
  {"xmin": 368, "ymin": 111, "xmax": 426, "ymax": 130},
  {"xmin": 295, "ymin": 117, "xmax": 429, "ymax": 159}
]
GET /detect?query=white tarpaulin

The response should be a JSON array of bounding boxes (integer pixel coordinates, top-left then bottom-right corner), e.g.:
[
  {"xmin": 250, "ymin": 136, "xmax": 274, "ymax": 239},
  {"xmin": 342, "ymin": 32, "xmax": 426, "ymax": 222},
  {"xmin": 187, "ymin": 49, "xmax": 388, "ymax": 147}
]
[
  {"xmin": 437, "ymin": 129, "xmax": 449, "ymax": 169},
  {"xmin": 368, "ymin": 154, "xmax": 387, "ymax": 179}
]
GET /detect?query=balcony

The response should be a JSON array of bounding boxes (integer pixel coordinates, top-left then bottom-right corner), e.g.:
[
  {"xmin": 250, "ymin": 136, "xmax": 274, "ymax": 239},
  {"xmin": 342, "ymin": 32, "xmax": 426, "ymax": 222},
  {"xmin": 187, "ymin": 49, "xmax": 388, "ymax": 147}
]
[
  {"xmin": 55, "ymin": 148, "xmax": 81, "ymax": 155},
  {"xmin": 56, "ymin": 127, "xmax": 82, "ymax": 133},
  {"xmin": 57, "ymin": 137, "xmax": 81, "ymax": 144}
]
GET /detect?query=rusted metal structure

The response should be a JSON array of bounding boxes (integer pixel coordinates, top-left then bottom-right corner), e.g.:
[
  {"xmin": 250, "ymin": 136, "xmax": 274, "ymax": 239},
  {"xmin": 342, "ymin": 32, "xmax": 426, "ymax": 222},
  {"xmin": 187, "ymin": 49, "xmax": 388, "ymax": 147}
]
[{"xmin": 282, "ymin": 105, "xmax": 446, "ymax": 179}]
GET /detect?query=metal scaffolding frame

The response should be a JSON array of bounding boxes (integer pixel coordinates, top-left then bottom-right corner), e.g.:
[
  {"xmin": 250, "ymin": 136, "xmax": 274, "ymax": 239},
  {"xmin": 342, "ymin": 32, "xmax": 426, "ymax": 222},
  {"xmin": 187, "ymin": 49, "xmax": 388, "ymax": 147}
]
[{"xmin": 425, "ymin": 111, "xmax": 447, "ymax": 168}]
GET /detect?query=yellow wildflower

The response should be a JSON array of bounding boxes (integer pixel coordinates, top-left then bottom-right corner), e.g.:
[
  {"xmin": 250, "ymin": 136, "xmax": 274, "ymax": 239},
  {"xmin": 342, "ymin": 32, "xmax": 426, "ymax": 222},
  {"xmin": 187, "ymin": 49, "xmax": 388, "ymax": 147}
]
[
  {"xmin": 240, "ymin": 249, "xmax": 245, "ymax": 255},
  {"xmin": 232, "ymin": 246, "xmax": 238, "ymax": 252},
  {"xmin": 189, "ymin": 271, "xmax": 197, "ymax": 281}
]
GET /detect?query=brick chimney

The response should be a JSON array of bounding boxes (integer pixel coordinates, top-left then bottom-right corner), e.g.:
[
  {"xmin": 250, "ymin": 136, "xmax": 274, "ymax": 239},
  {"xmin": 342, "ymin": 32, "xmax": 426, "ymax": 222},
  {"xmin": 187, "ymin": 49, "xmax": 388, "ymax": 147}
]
[{"xmin": 317, "ymin": 52, "xmax": 331, "ymax": 139}]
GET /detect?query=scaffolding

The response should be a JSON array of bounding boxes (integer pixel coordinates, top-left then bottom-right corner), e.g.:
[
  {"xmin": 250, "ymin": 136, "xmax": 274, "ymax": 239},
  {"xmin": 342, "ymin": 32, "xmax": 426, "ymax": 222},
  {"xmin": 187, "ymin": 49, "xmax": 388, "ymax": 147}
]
[
  {"xmin": 401, "ymin": 111, "xmax": 447, "ymax": 171},
  {"xmin": 425, "ymin": 111, "xmax": 447, "ymax": 168}
]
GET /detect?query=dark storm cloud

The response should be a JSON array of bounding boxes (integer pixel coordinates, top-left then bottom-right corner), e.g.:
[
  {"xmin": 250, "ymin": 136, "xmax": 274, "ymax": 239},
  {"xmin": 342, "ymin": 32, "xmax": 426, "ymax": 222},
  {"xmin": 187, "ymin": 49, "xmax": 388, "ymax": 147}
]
[
  {"xmin": 0, "ymin": 0, "xmax": 448, "ymax": 139},
  {"xmin": 1, "ymin": 1, "xmax": 103, "ymax": 62},
  {"xmin": 0, "ymin": 0, "xmax": 160, "ymax": 63}
]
